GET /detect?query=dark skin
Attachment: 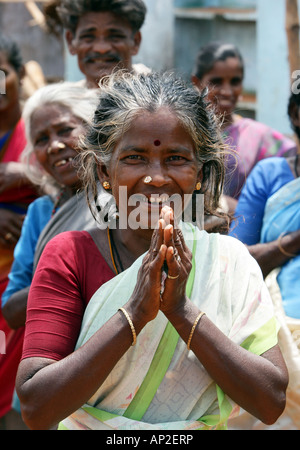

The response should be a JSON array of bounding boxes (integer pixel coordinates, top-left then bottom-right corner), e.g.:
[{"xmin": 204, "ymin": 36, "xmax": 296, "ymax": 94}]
[
  {"xmin": 65, "ymin": 12, "xmax": 141, "ymax": 88},
  {"xmin": 247, "ymin": 229, "xmax": 300, "ymax": 278},
  {"xmin": 16, "ymin": 109, "xmax": 288, "ymax": 430}
]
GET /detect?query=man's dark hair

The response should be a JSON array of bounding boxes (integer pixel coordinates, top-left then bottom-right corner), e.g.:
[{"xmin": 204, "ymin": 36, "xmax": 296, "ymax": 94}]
[
  {"xmin": 57, "ymin": 0, "xmax": 147, "ymax": 34},
  {"xmin": 192, "ymin": 41, "xmax": 244, "ymax": 80}
]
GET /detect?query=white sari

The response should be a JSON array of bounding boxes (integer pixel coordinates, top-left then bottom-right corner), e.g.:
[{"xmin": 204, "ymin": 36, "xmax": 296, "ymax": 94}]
[{"xmin": 59, "ymin": 223, "xmax": 278, "ymax": 430}]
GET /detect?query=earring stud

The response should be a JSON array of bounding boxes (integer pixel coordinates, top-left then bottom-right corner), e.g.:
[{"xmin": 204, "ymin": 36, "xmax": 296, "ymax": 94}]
[
  {"xmin": 102, "ymin": 181, "xmax": 111, "ymax": 190},
  {"xmin": 195, "ymin": 182, "xmax": 201, "ymax": 191},
  {"xmin": 144, "ymin": 176, "xmax": 152, "ymax": 184}
]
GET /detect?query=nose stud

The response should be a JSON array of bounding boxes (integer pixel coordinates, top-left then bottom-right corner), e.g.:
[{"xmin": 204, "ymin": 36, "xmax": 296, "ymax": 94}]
[
  {"xmin": 143, "ymin": 176, "xmax": 152, "ymax": 184},
  {"xmin": 47, "ymin": 142, "xmax": 66, "ymax": 154}
]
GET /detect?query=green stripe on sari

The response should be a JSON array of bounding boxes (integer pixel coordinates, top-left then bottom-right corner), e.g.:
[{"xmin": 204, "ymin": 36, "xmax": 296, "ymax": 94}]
[{"xmin": 240, "ymin": 316, "xmax": 278, "ymax": 355}]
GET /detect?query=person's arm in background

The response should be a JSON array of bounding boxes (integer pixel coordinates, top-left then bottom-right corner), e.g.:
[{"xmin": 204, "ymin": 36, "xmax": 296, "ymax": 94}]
[
  {"xmin": 229, "ymin": 158, "xmax": 297, "ymax": 277},
  {"xmin": 2, "ymin": 197, "xmax": 53, "ymax": 328}
]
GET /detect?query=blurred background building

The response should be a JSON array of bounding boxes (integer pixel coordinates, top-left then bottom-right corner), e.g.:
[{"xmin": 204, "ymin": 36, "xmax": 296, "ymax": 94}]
[{"xmin": 0, "ymin": 0, "xmax": 299, "ymax": 135}]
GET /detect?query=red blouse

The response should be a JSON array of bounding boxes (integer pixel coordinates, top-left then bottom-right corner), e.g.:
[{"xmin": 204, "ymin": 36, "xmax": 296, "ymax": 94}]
[{"xmin": 22, "ymin": 231, "xmax": 115, "ymax": 361}]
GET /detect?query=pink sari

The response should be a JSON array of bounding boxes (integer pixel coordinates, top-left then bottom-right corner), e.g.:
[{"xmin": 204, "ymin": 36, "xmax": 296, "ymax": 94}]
[{"xmin": 224, "ymin": 117, "xmax": 297, "ymax": 199}]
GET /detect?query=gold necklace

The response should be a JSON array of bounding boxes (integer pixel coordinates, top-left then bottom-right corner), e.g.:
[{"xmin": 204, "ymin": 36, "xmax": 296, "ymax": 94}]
[{"xmin": 107, "ymin": 228, "xmax": 118, "ymax": 274}]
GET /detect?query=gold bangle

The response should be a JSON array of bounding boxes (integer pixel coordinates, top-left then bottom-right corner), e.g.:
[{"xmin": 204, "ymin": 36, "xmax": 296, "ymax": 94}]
[
  {"xmin": 119, "ymin": 307, "xmax": 136, "ymax": 346},
  {"xmin": 277, "ymin": 233, "xmax": 297, "ymax": 258},
  {"xmin": 187, "ymin": 311, "xmax": 205, "ymax": 350}
]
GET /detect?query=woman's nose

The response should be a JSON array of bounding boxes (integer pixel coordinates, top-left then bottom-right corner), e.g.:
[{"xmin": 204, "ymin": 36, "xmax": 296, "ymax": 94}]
[
  {"xmin": 145, "ymin": 166, "xmax": 171, "ymax": 187},
  {"xmin": 220, "ymin": 83, "xmax": 232, "ymax": 97},
  {"xmin": 47, "ymin": 140, "xmax": 66, "ymax": 155}
]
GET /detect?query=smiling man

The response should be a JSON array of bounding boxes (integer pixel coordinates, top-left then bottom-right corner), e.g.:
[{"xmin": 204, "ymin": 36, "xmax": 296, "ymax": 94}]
[{"xmin": 56, "ymin": 0, "xmax": 148, "ymax": 88}]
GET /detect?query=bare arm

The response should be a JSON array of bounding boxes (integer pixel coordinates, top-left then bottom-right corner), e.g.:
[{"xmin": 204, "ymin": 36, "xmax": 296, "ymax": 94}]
[
  {"xmin": 16, "ymin": 305, "xmax": 148, "ymax": 430},
  {"xmin": 247, "ymin": 229, "xmax": 300, "ymax": 278},
  {"xmin": 16, "ymin": 227, "xmax": 165, "ymax": 430},
  {"xmin": 165, "ymin": 302, "xmax": 288, "ymax": 425}
]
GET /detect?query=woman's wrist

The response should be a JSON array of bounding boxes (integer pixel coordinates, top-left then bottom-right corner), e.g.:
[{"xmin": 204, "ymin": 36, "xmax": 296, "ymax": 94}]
[
  {"xmin": 278, "ymin": 230, "xmax": 300, "ymax": 257},
  {"xmin": 163, "ymin": 295, "xmax": 194, "ymax": 329},
  {"xmin": 123, "ymin": 298, "xmax": 152, "ymax": 336}
]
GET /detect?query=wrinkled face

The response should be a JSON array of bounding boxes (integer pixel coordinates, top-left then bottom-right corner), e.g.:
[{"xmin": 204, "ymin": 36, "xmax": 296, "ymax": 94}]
[
  {"xmin": 66, "ymin": 11, "xmax": 141, "ymax": 88},
  {"xmin": 194, "ymin": 57, "xmax": 243, "ymax": 119},
  {"xmin": 0, "ymin": 50, "xmax": 21, "ymax": 112},
  {"xmin": 30, "ymin": 103, "xmax": 85, "ymax": 190},
  {"xmin": 98, "ymin": 108, "xmax": 202, "ymax": 229}
]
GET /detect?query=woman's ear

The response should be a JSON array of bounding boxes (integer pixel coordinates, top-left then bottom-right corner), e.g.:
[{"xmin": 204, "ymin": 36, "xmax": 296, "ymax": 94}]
[
  {"xmin": 197, "ymin": 166, "xmax": 204, "ymax": 184},
  {"xmin": 96, "ymin": 163, "xmax": 110, "ymax": 185}
]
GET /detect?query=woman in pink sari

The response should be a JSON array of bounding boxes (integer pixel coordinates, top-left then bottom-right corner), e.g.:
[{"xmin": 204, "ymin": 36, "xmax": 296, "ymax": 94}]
[
  {"xmin": 191, "ymin": 42, "xmax": 297, "ymax": 210},
  {"xmin": 0, "ymin": 34, "xmax": 38, "ymax": 428}
]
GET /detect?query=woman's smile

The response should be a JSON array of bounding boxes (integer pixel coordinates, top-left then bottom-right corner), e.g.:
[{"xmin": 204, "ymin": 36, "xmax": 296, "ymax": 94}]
[{"xmin": 99, "ymin": 107, "xmax": 202, "ymax": 230}]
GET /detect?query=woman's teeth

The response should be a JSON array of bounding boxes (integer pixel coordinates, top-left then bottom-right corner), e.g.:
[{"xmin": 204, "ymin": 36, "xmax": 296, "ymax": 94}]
[
  {"xmin": 139, "ymin": 195, "xmax": 169, "ymax": 204},
  {"xmin": 54, "ymin": 157, "xmax": 73, "ymax": 167}
]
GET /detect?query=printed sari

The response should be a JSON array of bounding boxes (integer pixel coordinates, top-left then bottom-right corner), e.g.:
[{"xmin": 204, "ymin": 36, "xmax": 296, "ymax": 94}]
[{"xmin": 59, "ymin": 223, "xmax": 278, "ymax": 430}]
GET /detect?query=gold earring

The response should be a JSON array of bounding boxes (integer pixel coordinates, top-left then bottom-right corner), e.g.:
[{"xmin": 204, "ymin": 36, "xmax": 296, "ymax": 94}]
[
  {"xmin": 195, "ymin": 182, "xmax": 201, "ymax": 191},
  {"xmin": 102, "ymin": 181, "xmax": 111, "ymax": 190}
]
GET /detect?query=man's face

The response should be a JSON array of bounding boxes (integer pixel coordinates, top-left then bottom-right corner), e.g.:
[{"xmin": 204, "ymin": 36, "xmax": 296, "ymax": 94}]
[{"xmin": 66, "ymin": 11, "xmax": 141, "ymax": 88}]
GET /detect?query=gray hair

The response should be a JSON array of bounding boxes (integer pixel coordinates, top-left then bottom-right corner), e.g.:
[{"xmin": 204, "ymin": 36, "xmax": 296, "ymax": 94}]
[
  {"xmin": 21, "ymin": 81, "xmax": 99, "ymax": 193},
  {"xmin": 78, "ymin": 71, "xmax": 229, "ymax": 218}
]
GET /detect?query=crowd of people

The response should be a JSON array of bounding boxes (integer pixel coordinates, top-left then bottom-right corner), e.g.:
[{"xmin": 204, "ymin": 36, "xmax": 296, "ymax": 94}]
[{"xmin": 0, "ymin": 0, "xmax": 299, "ymax": 431}]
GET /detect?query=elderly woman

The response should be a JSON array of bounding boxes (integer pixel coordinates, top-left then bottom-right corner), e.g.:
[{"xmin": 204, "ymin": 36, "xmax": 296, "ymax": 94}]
[
  {"xmin": 16, "ymin": 72, "xmax": 288, "ymax": 431},
  {"xmin": 1, "ymin": 82, "xmax": 98, "ymax": 427}
]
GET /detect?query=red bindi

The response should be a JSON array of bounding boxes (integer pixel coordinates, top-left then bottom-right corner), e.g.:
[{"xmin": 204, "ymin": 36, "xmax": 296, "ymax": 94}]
[{"xmin": 154, "ymin": 140, "xmax": 161, "ymax": 146}]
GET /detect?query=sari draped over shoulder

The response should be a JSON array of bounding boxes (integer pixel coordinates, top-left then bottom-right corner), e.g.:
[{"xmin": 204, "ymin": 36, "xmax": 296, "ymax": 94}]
[
  {"xmin": 59, "ymin": 223, "xmax": 278, "ymax": 430},
  {"xmin": 239, "ymin": 178, "xmax": 300, "ymax": 429},
  {"xmin": 260, "ymin": 177, "xmax": 300, "ymax": 319}
]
